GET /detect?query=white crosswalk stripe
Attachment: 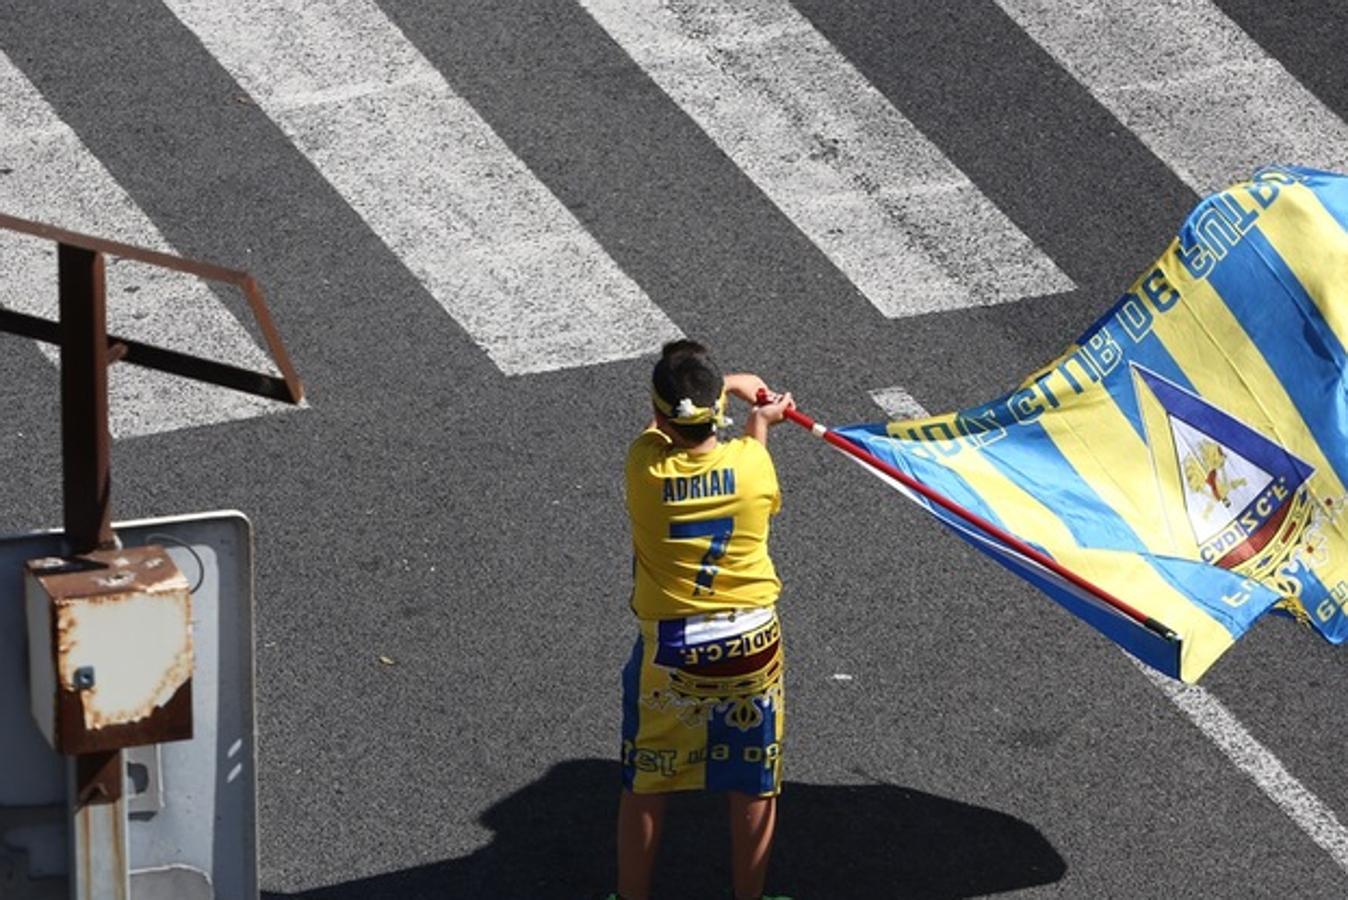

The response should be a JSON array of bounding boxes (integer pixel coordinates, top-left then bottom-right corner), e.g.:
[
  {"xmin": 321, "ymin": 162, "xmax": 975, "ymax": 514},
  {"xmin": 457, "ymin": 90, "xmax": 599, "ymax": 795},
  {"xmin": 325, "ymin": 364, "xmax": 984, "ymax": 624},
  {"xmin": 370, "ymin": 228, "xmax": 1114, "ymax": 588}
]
[
  {"xmin": 995, "ymin": 0, "xmax": 1348, "ymax": 194},
  {"xmin": 0, "ymin": 51, "xmax": 289, "ymax": 439},
  {"xmin": 579, "ymin": 0, "xmax": 1074, "ymax": 317},
  {"xmin": 161, "ymin": 0, "xmax": 682, "ymax": 376}
]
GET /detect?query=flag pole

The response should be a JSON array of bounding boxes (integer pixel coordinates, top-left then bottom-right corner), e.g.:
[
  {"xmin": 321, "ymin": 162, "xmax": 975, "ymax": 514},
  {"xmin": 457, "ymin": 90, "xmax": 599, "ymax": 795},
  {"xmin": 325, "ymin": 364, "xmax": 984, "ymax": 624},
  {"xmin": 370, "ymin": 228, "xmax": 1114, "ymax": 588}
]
[{"xmin": 760, "ymin": 391, "xmax": 1178, "ymax": 642}]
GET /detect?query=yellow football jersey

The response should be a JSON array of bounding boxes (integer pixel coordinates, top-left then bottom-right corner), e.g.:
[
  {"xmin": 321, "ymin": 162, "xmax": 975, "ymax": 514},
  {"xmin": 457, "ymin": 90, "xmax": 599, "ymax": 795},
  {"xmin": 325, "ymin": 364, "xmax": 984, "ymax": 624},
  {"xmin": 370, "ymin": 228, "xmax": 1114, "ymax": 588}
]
[{"xmin": 625, "ymin": 429, "xmax": 782, "ymax": 619}]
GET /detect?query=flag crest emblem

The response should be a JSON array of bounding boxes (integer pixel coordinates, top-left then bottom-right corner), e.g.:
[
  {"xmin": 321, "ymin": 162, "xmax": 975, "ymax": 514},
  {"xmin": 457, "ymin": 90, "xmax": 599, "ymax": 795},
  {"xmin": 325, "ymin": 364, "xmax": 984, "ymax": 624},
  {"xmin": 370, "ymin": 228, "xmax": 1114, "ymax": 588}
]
[{"xmin": 1132, "ymin": 363, "xmax": 1316, "ymax": 583}]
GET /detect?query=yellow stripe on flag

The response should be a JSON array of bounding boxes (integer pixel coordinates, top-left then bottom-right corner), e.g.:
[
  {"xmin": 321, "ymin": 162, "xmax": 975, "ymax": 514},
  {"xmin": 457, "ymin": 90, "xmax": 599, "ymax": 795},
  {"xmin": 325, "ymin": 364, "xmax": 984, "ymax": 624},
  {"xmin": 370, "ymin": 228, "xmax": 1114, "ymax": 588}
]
[
  {"xmin": 1034, "ymin": 384, "xmax": 1170, "ymax": 554},
  {"xmin": 940, "ymin": 442, "xmax": 1079, "ymax": 551},
  {"xmin": 1065, "ymin": 547, "xmax": 1235, "ymax": 682}
]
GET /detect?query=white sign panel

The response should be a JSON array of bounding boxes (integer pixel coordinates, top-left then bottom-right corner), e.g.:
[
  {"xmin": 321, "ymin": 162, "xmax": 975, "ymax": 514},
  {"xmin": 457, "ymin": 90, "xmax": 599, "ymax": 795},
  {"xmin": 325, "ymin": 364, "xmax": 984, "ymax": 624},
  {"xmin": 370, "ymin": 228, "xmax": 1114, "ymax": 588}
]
[{"xmin": 0, "ymin": 511, "xmax": 257, "ymax": 899}]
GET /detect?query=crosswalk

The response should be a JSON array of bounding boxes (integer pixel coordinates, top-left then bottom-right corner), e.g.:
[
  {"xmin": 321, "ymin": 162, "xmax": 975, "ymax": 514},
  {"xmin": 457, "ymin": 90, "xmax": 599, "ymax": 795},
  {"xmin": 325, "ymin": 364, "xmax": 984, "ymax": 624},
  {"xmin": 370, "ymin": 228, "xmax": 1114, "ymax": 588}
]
[
  {"xmin": 579, "ymin": 0, "xmax": 1072, "ymax": 315},
  {"xmin": 0, "ymin": 51, "xmax": 284, "ymax": 439},
  {"xmin": 1, "ymin": 1, "xmax": 1346, "ymax": 438},
  {"xmin": 3, "ymin": 6, "xmax": 1347, "ymax": 890},
  {"xmin": 162, "ymin": 0, "xmax": 682, "ymax": 376},
  {"xmin": 996, "ymin": 0, "xmax": 1348, "ymax": 193}
]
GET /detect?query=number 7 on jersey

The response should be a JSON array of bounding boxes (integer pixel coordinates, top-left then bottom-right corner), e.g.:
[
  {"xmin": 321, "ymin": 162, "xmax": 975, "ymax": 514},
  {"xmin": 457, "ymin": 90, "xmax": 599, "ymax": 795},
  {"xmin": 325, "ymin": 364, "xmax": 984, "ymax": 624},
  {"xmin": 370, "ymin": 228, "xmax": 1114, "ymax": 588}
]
[{"xmin": 670, "ymin": 517, "xmax": 734, "ymax": 597}]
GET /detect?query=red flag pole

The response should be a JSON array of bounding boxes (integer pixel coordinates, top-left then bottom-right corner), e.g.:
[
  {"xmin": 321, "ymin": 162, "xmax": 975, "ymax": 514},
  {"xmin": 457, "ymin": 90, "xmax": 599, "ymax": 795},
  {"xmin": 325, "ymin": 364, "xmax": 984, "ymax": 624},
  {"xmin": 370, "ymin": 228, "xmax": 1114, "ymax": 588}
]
[{"xmin": 761, "ymin": 391, "xmax": 1178, "ymax": 641}]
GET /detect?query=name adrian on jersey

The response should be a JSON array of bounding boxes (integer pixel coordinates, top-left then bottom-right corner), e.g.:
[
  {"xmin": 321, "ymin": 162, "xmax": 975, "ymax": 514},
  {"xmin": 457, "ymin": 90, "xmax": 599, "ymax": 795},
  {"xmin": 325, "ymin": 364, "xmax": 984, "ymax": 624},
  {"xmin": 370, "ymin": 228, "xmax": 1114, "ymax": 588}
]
[{"xmin": 662, "ymin": 468, "xmax": 736, "ymax": 503}]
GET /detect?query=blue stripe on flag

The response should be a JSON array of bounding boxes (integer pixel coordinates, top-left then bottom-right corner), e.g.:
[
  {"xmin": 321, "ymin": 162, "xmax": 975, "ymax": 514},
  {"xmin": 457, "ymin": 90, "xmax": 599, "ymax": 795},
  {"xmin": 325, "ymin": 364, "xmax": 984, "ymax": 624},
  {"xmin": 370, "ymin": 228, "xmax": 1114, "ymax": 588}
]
[
  {"xmin": 1144, "ymin": 554, "xmax": 1278, "ymax": 638},
  {"xmin": 1103, "ymin": 337, "xmax": 1190, "ymax": 444},
  {"xmin": 1279, "ymin": 565, "xmax": 1348, "ymax": 644},
  {"xmin": 979, "ymin": 424, "xmax": 1295, "ymax": 637},
  {"xmin": 840, "ymin": 394, "xmax": 1286, "ymax": 642},
  {"xmin": 1209, "ymin": 227, "xmax": 1348, "ymax": 488}
]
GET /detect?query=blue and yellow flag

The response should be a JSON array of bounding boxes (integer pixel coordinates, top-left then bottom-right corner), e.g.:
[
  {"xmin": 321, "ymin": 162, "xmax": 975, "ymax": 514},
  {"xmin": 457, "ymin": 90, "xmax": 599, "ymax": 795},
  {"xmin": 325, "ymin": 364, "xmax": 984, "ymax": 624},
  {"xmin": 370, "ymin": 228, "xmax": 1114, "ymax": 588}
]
[{"xmin": 837, "ymin": 165, "xmax": 1348, "ymax": 682}]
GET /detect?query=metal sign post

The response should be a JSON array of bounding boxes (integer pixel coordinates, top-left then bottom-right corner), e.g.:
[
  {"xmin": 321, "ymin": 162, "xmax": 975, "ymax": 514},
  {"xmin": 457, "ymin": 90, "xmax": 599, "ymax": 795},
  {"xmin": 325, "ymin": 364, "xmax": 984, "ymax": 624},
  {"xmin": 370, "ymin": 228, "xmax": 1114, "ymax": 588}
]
[
  {"xmin": 0, "ymin": 212, "xmax": 302, "ymax": 899},
  {"xmin": 57, "ymin": 242, "xmax": 127, "ymax": 900}
]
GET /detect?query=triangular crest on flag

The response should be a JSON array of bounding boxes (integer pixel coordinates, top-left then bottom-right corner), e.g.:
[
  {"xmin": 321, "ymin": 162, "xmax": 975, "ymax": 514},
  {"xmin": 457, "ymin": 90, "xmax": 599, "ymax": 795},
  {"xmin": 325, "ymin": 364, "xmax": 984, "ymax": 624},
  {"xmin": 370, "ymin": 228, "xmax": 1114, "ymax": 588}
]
[{"xmin": 1132, "ymin": 362, "xmax": 1316, "ymax": 579}]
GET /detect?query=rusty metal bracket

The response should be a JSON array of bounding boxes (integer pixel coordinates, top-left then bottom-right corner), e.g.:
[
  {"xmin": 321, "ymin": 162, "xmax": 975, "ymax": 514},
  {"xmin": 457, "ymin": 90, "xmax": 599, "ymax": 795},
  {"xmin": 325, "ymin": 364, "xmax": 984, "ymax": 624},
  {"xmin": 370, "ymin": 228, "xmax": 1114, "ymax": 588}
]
[{"xmin": 0, "ymin": 212, "xmax": 304, "ymax": 406}]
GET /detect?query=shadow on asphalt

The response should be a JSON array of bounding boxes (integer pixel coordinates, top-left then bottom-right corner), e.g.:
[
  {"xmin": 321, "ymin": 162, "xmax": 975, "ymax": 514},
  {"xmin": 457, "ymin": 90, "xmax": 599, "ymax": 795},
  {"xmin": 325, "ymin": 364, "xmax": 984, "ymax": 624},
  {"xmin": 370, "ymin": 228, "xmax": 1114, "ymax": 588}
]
[{"xmin": 264, "ymin": 758, "xmax": 1065, "ymax": 899}]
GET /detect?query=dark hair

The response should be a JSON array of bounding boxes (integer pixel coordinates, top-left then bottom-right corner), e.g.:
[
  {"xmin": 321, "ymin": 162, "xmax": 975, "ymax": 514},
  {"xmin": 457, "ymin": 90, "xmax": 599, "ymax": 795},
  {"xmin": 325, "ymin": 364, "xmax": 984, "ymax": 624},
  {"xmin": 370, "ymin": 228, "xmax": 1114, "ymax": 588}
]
[{"xmin": 652, "ymin": 339, "xmax": 724, "ymax": 444}]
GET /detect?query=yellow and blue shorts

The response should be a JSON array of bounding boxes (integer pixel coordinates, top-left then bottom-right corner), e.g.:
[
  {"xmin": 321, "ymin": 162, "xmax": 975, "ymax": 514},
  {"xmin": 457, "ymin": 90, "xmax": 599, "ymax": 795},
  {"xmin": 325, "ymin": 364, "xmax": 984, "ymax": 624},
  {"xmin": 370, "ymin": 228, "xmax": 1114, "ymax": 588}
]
[{"xmin": 621, "ymin": 606, "xmax": 784, "ymax": 796}]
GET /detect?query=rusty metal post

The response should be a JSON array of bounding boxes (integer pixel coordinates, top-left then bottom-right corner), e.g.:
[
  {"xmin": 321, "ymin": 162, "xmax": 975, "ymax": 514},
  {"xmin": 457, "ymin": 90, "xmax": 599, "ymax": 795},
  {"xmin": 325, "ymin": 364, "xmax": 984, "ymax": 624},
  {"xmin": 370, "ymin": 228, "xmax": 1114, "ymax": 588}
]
[
  {"xmin": 59, "ymin": 243, "xmax": 115, "ymax": 553},
  {"xmin": 65, "ymin": 755, "xmax": 128, "ymax": 899},
  {"xmin": 57, "ymin": 241, "xmax": 128, "ymax": 900}
]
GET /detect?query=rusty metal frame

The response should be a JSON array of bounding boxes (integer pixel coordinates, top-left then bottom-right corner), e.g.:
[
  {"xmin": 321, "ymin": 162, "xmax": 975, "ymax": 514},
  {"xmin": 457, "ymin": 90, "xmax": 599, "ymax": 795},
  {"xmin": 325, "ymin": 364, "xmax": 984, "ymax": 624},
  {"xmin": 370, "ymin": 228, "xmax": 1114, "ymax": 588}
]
[
  {"xmin": 1, "ymin": 212, "xmax": 302, "ymax": 898},
  {"xmin": 0, "ymin": 212, "xmax": 304, "ymax": 405}
]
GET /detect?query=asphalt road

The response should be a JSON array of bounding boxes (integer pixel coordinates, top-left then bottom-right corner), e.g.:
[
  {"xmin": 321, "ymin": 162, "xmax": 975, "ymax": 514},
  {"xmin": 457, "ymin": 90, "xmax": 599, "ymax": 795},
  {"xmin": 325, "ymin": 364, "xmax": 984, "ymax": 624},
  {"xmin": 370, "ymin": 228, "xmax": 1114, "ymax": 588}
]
[{"xmin": 1, "ymin": 2, "xmax": 1346, "ymax": 897}]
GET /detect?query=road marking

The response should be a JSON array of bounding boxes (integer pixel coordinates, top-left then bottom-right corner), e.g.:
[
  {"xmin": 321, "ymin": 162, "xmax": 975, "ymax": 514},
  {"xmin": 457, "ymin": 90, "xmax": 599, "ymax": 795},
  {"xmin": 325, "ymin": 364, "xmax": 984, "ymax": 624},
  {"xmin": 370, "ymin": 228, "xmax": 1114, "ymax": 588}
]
[
  {"xmin": 868, "ymin": 386, "xmax": 931, "ymax": 421},
  {"xmin": 1132, "ymin": 658, "xmax": 1348, "ymax": 874},
  {"xmin": 164, "ymin": 0, "xmax": 680, "ymax": 375},
  {"xmin": 869, "ymin": 386, "xmax": 1348, "ymax": 874},
  {"xmin": 578, "ymin": 0, "xmax": 1073, "ymax": 317},
  {"xmin": 0, "ymin": 52, "xmax": 287, "ymax": 439},
  {"xmin": 995, "ymin": 0, "xmax": 1348, "ymax": 193}
]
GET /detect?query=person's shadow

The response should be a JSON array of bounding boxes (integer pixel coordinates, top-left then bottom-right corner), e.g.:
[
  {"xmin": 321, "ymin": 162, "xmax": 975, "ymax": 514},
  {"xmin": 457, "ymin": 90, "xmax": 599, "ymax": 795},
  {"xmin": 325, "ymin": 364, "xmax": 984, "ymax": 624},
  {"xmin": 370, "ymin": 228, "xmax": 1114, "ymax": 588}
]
[{"xmin": 265, "ymin": 758, "xmax": 1065, "ymax": 899}]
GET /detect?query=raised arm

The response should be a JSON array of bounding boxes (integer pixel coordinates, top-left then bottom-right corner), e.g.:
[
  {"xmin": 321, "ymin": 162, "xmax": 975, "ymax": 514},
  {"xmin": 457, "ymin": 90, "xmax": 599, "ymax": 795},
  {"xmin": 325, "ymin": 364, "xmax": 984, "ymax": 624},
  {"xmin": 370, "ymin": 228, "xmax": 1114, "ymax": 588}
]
[{"xmin": 723, "ymin": 372, "xmax": 769, "ymax": 404}]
